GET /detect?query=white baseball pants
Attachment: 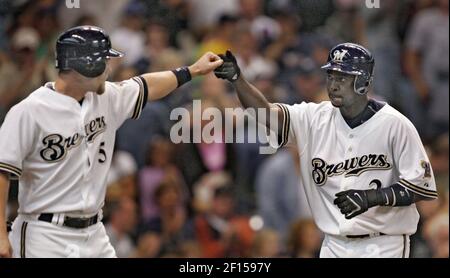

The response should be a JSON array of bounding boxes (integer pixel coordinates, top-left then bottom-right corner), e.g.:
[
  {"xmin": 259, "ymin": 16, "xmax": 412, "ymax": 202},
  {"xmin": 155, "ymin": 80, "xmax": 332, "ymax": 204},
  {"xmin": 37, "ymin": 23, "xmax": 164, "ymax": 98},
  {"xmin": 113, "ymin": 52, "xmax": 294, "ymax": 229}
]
[
  {"xmin": 320, "ymin": 233, "xmax": 410, "ymax": 258},
  {"xmin": 9, "ymin": 214, "xmax": 116, "ymax": 258}
]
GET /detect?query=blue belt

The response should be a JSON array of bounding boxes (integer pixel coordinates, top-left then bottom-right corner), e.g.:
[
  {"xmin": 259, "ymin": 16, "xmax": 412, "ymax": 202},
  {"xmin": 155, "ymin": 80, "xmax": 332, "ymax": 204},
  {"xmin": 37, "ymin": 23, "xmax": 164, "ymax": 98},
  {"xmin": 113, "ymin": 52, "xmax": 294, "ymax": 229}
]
[{"xmin": 38, "ymin": 213, "xmax": 99, "ymax": 229}]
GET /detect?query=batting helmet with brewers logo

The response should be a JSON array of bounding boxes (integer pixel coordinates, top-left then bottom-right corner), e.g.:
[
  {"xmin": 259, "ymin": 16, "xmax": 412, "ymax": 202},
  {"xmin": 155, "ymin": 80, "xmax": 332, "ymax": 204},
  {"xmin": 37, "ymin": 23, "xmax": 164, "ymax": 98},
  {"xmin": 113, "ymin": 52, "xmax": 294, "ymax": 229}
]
[
  {"xmin": 321, "ymin": 42, "xmax": 374, "ymax": 95},
  {"xmin": 55, "ymin": 25, "xmax": 123, "ymax": 78}
]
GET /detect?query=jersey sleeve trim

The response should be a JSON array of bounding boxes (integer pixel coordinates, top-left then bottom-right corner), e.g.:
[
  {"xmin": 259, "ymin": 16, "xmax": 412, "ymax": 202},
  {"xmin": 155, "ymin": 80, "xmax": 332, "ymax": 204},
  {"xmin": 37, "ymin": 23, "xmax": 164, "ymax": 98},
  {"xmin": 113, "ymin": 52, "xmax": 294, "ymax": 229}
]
[
  {"xmin": 138, "ymin": 76, "xmax": 148, "ymax": 106},
  {"xmin": 0, "ymin": 162, "xmax": 22, "ymax": 177},
  {"xmin": 274, "ymin": 103, "xmax": 290, "ymax": 148},
  {"xmin": 398, "ymin": 179, "xmax": 438, "ymax": 199},
  {"xmin": 130, "ymin": 77, "xmax": 147, "ymax": 120}
]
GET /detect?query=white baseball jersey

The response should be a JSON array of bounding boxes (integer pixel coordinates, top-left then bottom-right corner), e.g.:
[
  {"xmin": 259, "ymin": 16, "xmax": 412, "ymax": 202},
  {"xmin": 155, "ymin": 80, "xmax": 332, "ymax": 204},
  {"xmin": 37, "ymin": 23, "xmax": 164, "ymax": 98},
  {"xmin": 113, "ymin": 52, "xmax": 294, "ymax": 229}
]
[
  {"xmin": 0, "ymin": 77, "xmax": 147, "ymax": 215},
  {"xmin": 274, "ymin": 101, "xmax": 437, "ymax": 236}
]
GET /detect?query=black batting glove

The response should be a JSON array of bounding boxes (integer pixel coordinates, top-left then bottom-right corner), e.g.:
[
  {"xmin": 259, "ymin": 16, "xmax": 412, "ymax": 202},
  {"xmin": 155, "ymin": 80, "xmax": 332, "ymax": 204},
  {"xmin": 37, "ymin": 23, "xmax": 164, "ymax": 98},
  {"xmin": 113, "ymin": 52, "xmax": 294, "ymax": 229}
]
[
  {"xmin": 214, "ymin": 50, "xmax": 241, "ymax": 82},
  {"xmin": 333, "ymin": 189, "xmax": 378, "ymax": 219}
]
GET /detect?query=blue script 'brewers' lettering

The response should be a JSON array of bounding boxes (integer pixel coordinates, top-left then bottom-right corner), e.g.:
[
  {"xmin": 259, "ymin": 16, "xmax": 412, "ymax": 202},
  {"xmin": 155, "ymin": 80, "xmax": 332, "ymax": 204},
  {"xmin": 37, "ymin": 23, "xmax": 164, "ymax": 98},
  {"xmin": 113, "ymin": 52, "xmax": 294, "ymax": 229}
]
[
  {"xmin": 312, "ymin": 154, "xmax": 392, "ymax": 185},
  {"xmin": 85, "ymin": 116, "xmax": 107, "ymax": 142},
  {"xmin": 40, "ymin": 133, "xmax": 82, "ymax": 162},
  {"xmin": 39, "ymin": 116, "xmax": 107, "ymax": 162}
]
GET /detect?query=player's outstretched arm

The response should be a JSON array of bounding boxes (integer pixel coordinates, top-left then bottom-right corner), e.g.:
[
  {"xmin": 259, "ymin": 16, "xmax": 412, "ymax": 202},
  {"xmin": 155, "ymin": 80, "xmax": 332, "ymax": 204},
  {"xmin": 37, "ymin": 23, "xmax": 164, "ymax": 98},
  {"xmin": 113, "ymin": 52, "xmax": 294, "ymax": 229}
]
[
  {"xmin": 140, "ymin": 52, "xmax": 224, "ymax": 101},
  {"xmin": 0, "ymin": 172, "xmax": 12, "ymax": 258},
  {"xmin": 214, "ymin": 50, "xmax": 284, "ymax": 134}
]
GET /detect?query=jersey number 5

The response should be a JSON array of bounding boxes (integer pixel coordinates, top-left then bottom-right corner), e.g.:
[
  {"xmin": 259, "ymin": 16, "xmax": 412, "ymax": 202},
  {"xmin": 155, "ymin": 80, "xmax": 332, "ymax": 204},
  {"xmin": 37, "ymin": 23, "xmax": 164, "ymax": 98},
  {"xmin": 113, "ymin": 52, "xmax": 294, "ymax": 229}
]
[{"xmin": 98, "ymin": 141, "xmax": 107, "ymax": 163}]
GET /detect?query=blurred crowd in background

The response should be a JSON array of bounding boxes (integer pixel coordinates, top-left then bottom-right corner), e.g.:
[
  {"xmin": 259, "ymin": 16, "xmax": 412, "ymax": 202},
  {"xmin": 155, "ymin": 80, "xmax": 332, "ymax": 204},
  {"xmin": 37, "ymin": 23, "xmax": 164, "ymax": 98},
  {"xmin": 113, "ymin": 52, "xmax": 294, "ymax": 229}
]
[{"xmin": 0, "ymin": 0, "xmax": 448, "ymax": 258}]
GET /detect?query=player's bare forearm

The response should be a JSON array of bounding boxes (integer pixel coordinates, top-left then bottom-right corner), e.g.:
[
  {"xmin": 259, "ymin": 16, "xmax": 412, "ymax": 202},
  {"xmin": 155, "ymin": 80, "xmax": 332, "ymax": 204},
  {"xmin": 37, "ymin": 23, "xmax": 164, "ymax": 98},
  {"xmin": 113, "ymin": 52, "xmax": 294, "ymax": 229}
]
[
  {"xmin": 0, "ymin": 172, "xmax": 12, "ymax": 258},
  {"xmin": 141, "ymin": 71, "xmax": 178, "ymax": 101},
  {"xmin": 404, "ymin": 49, "xmax": 429, "ymax": 101},
  {"xmin": 141, "ymin": 52, "xmax": 223, "ymax": 101},
  {"xmin": 234, "ymin": 76, "xmax": 271, "ymax": 110},
  {"xmin": 233, "ymin": 76, "xmax": 283, "ymax": 130},
  {"xmin": 404, "ymin": 49, "xmax": 423, "ymax": 83},
  {"xmin": 0, "ymin": 172, "xmax": 9, "ymax": 234}
]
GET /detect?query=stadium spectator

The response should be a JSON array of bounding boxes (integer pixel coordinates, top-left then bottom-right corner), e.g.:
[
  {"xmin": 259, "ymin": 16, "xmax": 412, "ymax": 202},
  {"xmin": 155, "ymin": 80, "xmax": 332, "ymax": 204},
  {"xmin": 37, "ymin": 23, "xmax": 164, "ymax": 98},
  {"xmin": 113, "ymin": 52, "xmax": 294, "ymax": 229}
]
[
  {"xmin": 404, "ymin": 0, "xmax": 449, "ymax": 140},
  {"xmin": 287, "ymin": 219, "xmax": 322, "ymax": 258},
  {"xmin": 106, "ymin": 150, "xmax": 138, "ymax": 202},
  {"xmin": 110, "ymin": 1, "xmax": 146, "ymax": 67},
  {"xmin": 424, "ymin": 211, "xmax": 449, "ymax": 258},
  {"xmin": 238, "ymin": 0, "xmax": 281, "ymax": 47},
  {"xmin": 0, "ymin": 27, "xmax": 44, "ymax": 113},
  {"xmin": 130, "ymin": 232, "xmax": 162, "ymax": 258},
  {"xmin": 198, "ymin": 14, "xmax": 239, "ymax": 59},
  {"xmin": 194, "ymin": 184, "xmax": 253, "ymax": 257},
  {"xmin": 188, "ymin": 0, "xmax": 239, "ymax": 34},
  {"xmin": 255, "ymin": 147, "xmax": 311, "ymax": 243},
  {"xmin": 250, "ymin": 229, "xmax": 282, "ymax": 258},
  {"xmin": 232, "ymin": 27, "xmax": 277, "ymax": 82},
  {"xmin": 138, "ymin": 138, "xmax": 187, "ymax": 221},
  {"xmin": 320, "ymin": 0, "xmax": 366, "ymax": 44},
  {"xmin": 105, "ymin": 197, "xmax": 138, "ymax": 258},
  {"xmin": 139, "ymin": 181, "xmax": 192, "ymax": 257}
]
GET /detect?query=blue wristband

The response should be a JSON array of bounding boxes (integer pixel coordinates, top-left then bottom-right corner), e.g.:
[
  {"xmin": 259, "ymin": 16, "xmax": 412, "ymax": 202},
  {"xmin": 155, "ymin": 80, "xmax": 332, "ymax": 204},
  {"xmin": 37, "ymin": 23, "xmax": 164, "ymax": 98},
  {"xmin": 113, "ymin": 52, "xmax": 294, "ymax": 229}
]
[{"xmin": 172, "ymin": 66, "xmax": 192, "ymax": 88}]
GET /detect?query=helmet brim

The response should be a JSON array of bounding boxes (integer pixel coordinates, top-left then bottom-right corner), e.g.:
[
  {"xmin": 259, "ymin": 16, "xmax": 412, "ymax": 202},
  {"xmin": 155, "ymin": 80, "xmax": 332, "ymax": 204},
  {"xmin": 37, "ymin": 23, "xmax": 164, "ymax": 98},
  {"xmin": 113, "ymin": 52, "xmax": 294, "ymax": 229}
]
[
  {"xmin": 321, "ymin": 62, "xmax": 362, "ymax": 76},
  {"xmin": 107, "ymin": 48, "xmax": 124, "ymax": 58}
]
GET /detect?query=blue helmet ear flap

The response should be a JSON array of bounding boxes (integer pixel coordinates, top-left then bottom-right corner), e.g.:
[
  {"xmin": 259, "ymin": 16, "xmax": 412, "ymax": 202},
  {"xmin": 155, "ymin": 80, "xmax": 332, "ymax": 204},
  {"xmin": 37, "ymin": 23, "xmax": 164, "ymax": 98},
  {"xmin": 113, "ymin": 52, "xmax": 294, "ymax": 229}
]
[
  {"xmin": 68, "ymin": 56, "xmax": 106, "ymax": 78},
  {"xmin": 354, "ymin": 73, "xmax": 372, "ymax": 95}
]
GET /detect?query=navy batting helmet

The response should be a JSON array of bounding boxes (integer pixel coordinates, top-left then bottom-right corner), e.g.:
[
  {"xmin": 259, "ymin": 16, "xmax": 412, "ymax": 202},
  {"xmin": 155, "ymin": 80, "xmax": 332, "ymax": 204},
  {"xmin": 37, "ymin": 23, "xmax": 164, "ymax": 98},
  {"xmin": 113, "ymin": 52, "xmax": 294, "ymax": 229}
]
[
  {"xmin": 321, "ymin": 42, "xmax": 374, "ymax": 95},
  {"xmin": 55, "ymin": 25, "xmax": 123, "ymax": 78}
]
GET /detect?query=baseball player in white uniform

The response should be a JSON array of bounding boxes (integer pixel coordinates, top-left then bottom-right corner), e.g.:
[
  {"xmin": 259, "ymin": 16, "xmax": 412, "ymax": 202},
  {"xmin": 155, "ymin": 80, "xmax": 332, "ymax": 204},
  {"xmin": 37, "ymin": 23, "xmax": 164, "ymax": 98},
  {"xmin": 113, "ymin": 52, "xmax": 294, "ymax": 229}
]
[
  {"xmin": 0, "ymin": 25, "xmax": 223, "ymax": 258},
  {"xmin": 214, "ymin": 44, "xmax": 438, "ymax": 258}
]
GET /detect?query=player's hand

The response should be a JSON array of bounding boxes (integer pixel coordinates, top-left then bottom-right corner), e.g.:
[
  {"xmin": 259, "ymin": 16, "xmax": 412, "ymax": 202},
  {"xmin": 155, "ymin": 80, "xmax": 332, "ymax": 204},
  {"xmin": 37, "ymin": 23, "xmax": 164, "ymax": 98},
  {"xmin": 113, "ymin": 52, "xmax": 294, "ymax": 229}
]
[
  {"xmin": 334, "ymin": 189, "xmax": 372, "ymax": 219},
  {"xmin": 214, "ymin": 50, "xmax": 241, "ymax": 82},
  {"xmin": 188, "ymin": 52, "xmax": 224, "ymax": 77},
  {"xmin": 0, "ymin": 233, "xmax": 12, "ymax": 258}
]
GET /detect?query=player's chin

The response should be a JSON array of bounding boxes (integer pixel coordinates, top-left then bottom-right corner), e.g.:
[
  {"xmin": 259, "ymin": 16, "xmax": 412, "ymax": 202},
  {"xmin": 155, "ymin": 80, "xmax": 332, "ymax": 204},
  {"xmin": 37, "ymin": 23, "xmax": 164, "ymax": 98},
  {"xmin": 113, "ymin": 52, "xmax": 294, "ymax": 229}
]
[{"xmin": 329, "ymin": 96, "xmax": 343, "ymax": 107}]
